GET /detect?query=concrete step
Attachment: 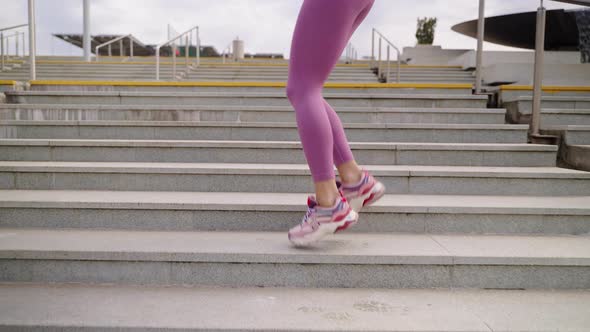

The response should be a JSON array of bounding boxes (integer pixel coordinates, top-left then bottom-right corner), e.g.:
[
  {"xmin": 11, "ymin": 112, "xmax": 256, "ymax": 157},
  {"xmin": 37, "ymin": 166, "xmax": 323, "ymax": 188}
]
[
  {"xmin": 0, "ymin": 139, "xmax": 557, "ymax": 167},
  {"xmin": 0, "ymin": 120, "xmax": 528, "ymax": 144},
  {"xmin": 1, "ymin": 283, "xmax": 588, "ymax": 331},
  {"xmin": 504, "ymin": 96, "xmax": 590, "ymax": 123},
  {"xmin": 385, "ymin": 73, "xmax": 474, "ymax": 78},
  {"xmin": 531, "ymin": 109, "xmax": 590, "ymax": 126},
  {"xmin": 0, "ymin": 104, "xmax": 504, "ymax": 123},
  {"xmin": 4, "ymin": 91, "xmax": 489, "ymax": 108},
  {"xmin": 499, "ymin": 87, "xmax": 590, "ymax": 104},
  {"xmin": 183, "ymin": 77, "xmax": 379, "ymax": 82},
  {"xmin": 27, "ymin": 85, "xmax": 475, "ymax": 95},
  {"xmin": 564, "ymin": 145, "xmax": 590, "ymax": 172},
  {"xmin": 1, "ymin": 228, "xmax": 589, "ymax": 289},
  {"xmin": 182, "ymin": 77, "xmax": 379, "ymax": 82},
  {"xmin": 2, "ymin": 190, "xmax": 588, "ymax": 235},
  {"xmin": 1, "ymin": 163, "xmax": 586, "ymax": 195},
  {"xmin": 563, "ymin": 125, "xmax": 590, "ymax": 145}
]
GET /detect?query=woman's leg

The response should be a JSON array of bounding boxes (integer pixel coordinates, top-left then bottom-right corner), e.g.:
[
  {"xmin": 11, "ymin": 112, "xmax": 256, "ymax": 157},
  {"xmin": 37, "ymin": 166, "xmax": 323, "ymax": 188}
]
[{"xmin": 287, "ymin": 0, "xmax": 375, "ymax": 206}]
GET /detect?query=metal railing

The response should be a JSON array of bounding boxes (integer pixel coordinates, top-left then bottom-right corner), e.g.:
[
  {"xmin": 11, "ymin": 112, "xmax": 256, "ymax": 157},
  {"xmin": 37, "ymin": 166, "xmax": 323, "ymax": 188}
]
[
  {"xmin": 156, "ymin": 25, "xmax": 200, "ymax": 80},
  {"xmin": 371, "ymin": 28, "xmax": 401, "ymax": 83},
  {"xmin": 530, "ymin": 0, "xmax": 547, "ymax": 141},
  {"xmin": 345, "ymin": 43, "xmax": 358, "ymax": 63},
  {"xmin": 95, "ymin": 34, "xmax": 138, "ymax": 61},
  {"xmin": 1, "ymin": 24, "xmax": 28, "ymax": 71}
]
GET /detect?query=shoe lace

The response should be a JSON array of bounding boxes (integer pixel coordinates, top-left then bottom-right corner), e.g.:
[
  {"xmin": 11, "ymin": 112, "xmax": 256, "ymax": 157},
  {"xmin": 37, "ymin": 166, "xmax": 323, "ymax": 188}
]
[{"xmin": 301, "ymin": 207, "xmax": 315, "ymax": 225}]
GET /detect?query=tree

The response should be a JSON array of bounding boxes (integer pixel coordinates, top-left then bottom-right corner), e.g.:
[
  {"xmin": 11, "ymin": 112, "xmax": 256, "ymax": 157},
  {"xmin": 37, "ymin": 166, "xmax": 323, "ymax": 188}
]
[{"xmin": 416, "ymin": 17, "xmax": 437, "ymax": 45}]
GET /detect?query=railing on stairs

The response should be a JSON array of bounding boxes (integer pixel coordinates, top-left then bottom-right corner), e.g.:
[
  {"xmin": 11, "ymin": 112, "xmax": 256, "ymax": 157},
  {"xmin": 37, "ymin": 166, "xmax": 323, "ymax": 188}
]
[
  {"xmin": 95, "ymin": 34, "xmax": 138, "ymax": 62},
  {"xmin": 156, "ymin": 25, "xmax": 200, "ymax": 80},
  {"xmin": 345, "ymin": 43, "xmax": 358, "ymax": 64},
  {"xmin": 371, "ymin": 28, "xmax": 401, "ymax": 83},
  {"xmin": 0, "ymin": 24, "xmax": 28, "ymax": 71}
]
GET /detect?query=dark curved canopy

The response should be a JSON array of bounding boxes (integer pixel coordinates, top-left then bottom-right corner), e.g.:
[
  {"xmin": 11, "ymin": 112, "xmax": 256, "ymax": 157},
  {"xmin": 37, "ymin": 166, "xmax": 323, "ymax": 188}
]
[{"xmin": 452, "ymin": 9, "xmax": 582, "ymax": 50}]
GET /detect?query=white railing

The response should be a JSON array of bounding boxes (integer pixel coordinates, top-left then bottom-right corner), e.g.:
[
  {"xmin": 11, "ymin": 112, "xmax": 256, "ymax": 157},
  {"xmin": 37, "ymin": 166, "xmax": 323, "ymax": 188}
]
[
  {"xmin": 371, "ymin": 28, "xmax": 401, "ymax": 83},
  {"xmin": 0, "ymin": 24, "xmax": 28, "ymax": 71},
  {"xmin": 95, "ymin": 34, "xmax": 137, "ymax": 61},
  {"xmin": 345, "ymin": 43, "xmax": 358, "ymax": 63},
  {"xmin": 156, "ymin": 25, "xmax": 200, "ymax": 80}
]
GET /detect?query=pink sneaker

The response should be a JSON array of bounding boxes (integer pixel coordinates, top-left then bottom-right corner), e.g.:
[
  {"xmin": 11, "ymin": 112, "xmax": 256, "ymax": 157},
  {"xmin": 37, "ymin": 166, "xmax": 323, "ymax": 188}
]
[
  {"xmin": 288, "ymin": 194, "xmax": 359, "ymax": 247},
  {"xmin": 337, "ymin": 168, "xmax": 385, "ymax": 212}
]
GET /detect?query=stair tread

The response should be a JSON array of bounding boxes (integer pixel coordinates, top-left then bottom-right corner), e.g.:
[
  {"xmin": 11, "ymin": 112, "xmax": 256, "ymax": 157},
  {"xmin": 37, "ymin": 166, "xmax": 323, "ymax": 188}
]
[
  {"xmin": 1, "ymin": 228, "xmax": 589, "ymax": 266},
  {"xmin": 0, "ymin": 162, "xmax": 585, "ymax": 178},
  {"xmin": 0, "ymin": 138, "xmax": 557, "ymax": 151},
  {"xmin": 3, "ymin": 119, "xmax": 526, "ymax": 129},
  {"xmin": 0, "ymin": 104, "xmax": 506, "ymax": 113},
  {"xmin": 1, "ymin": 283, "xmax": 588, "ymax": 331},
  {"xmin": 5, "ymin": 90, "xmax": 488, "ymax": 99},
  {"xmin": 1, "ymin": 190, "xmax": 589, "ymax": 215}
]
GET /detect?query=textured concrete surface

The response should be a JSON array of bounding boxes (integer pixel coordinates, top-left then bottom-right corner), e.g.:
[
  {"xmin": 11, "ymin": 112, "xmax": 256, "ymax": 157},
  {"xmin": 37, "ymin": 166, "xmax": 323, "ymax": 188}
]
[
  {"xmin": 2, "ymin": 191, "xmax": 589, "ymax": 234},
  {"xmin": 4, "ymin": 91, "xmax": 488, "ymax": 108},
  {"xmin": 0, "ymin": 120, "xmax": 529, "ymax": 143},
  {"xmin": 0, "ymin": 162, "xmax": 587, "ymax": 195},
  {"xmin": 0, "ymin": 139, "xmax": 558, "ymax": 166},
  {"xmin": 1, "ymin": 229, "xmax": 589, "ymax": 288},
  {"xmin": 2, "ymin": 283, "xmax": 589, "ymax": 331},
  {"xmin": 0, "ymin": 104, "xmax": 506, "ymax": 124},
  {"xmin": 0, "ymin": 229, "xmax": 589, "ymax": 266}
]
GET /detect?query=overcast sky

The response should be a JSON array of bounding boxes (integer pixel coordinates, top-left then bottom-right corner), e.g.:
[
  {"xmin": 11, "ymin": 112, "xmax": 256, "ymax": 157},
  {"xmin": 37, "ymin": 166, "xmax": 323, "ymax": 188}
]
[{"xmin": 0, "ymin": 0, "xmax": 585, "ymax": 58}]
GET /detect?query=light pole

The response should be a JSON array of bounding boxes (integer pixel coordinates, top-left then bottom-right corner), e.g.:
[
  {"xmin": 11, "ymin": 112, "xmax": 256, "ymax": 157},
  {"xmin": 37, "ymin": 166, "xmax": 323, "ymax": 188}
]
[{"xmin": 83, "ymin": 0, "xmax": 91, "ymax": 61}]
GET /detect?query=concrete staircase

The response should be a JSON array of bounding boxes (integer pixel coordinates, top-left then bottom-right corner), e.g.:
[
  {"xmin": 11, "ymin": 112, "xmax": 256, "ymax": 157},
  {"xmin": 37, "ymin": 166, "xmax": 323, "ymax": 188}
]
[
  {"xmin": 0, "ymin": 56, "xmax": 475, "ymax": 83},
  {"xmin": 501, "ymin": 87, "xmax": 590, "ymax": 171},
  {"xmin": 381, "ymin": 66, "xmax": 475, "ymax": 84},
  {"xmin": 1, "ymin": 81, "xmax": 589, "ymax": 330}
]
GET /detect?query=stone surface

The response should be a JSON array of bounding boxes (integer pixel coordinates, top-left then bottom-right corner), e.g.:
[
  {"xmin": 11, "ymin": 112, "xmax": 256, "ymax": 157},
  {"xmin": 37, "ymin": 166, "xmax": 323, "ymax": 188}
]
[{"xmin": 2, "ymin": 283, "xmax": 589, "ymax": 331}]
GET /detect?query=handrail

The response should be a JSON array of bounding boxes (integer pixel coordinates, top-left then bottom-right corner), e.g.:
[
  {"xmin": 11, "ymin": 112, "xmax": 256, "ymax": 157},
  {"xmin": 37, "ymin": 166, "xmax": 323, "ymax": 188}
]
[
  {"xmin": 156, "ymin": 25, "xmax": 199, "ymax": 80},
  {"xmin": 0, "ymin": 23, "xmax": 28, "ymax": 33},
  {"xmin": 1, "ymin": 24, "xmax": 28, "ymax": 71},
  {"xmin": 95, "ymin": 34, "xmax": 137, "ymax": 61},
  {"xmin": 371, "ymin": 28, "xmax": 401, "ymax": 83}
]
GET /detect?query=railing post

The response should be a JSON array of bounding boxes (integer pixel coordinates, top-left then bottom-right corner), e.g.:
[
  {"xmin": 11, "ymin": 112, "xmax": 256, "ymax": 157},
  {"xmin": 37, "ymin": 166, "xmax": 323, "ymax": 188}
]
[
  {"xmin": 371, "ymin": 28, "xmax": 375, "ymax": 68},
  {"xmin": 185, "ymin": 34, "xmax": 189, "ymax": 68},
  {"xmin": 530, "ymin": 0, "xmax": 546, "ymax": 137},
  {"xmin": 119, "ymin": 39, "xmax": 124, "ymax": 56},
  {"xmin": 1, "ymin": 32, "xmax": 4, "ymax": 71},
  {"xmin": 156, "ymin": 46, "xmax": 160, "ymax": 80},
  {"xmin": 130, "ymin": 38, "xmax": 133, "ymax": 58},
  {"xmin": 22, "ymin": 32, "xmax": 25, "ymax": 57},
  {"xmin": 15, "ymin": 32, "xmax": 19, "ymax": 57},
  {"xmin": 28, "ymin": 0, "xmax": 36, "ymax": 80},
  {"xmin": 475, "ymin": 0, "xmax": 485, "ymax": 93},
  {"xmin": 386, "ymin": 45, "xmax": 390, "ymax": 82},
  {"xmin": 172, "ymin": 44, "xmax": 177, "ymax": 79},
  {"xmin": 377, "ymin": 37, "xmax": 382, "ymax": 80},
  {"xmin": 196, "ymin": 27, "xmax": 200, "ymax": 66},
  {"xmin": 396, "ymin": 50, "xmax": 401, "ymax": 83},
  {"xmin": 108, "ymin": 44, "xmax": 111, "ymax": 56}
]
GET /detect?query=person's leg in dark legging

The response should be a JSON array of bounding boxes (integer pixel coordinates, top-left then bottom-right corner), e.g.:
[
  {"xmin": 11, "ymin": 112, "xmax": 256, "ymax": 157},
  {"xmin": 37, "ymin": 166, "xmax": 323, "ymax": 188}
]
[{"xmin": 286, "ymin": 0, "xmax": 375, "ymax": 208}]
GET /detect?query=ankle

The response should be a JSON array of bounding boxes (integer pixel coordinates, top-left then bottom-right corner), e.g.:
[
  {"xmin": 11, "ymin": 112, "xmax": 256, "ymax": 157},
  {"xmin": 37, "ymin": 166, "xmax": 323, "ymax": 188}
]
[
  {"xmin": 316, "ymin": 192, "xmax": 339, "ymax": 208},
  {"xmin": 340, "ymin": 169, "xmax": 363, "ymax": 185}
]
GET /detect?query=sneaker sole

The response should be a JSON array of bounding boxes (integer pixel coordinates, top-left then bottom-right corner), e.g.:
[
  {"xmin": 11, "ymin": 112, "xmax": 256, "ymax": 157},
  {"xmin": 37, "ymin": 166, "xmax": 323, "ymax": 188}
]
[{"xmin": 289, "ymin": 209, "xmax": 359, "ymax": 247}]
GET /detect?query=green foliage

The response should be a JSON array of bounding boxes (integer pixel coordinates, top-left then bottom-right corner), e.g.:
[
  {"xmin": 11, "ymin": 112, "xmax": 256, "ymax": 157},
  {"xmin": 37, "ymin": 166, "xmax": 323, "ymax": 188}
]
[{"xmin": 416, "ymin": 17, "xmax": 437, "ymax": 45}]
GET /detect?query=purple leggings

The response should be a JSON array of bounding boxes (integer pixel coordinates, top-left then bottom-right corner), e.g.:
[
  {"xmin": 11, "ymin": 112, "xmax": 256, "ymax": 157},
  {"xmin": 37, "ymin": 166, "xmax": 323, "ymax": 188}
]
[{"xmin": 287, "ymin": 0, "xmax": 375, "ymax": 182}]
